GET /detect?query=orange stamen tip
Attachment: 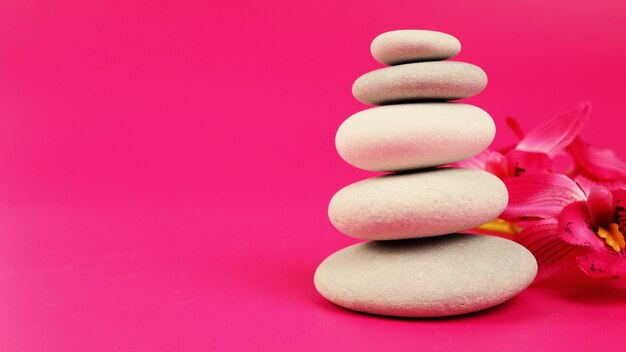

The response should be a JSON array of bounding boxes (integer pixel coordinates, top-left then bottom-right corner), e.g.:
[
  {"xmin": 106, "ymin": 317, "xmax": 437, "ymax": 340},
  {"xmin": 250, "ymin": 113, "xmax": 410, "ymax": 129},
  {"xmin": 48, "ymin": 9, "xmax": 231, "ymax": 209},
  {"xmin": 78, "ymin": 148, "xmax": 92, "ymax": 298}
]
[
  {"xmin": 597, "ymin": 223, "xmax": 625, "ymax": 252},
  {"xmin": 477, "ymin": 219, "xmax": 521, "ymax": 236}
]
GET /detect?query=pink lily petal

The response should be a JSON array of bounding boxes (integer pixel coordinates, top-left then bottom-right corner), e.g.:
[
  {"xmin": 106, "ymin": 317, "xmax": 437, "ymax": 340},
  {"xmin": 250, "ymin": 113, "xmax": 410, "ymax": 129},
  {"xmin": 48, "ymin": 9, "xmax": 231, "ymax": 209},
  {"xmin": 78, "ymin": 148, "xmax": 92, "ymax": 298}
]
[
  {"xmin": 574, "ymin": 174, "xmax": 626, "ymax": 195},
  {"xmin": 569, "ymin": 137, "xmax": 626, "ymax": 179},
  {"xmin": 505, "ymin": 117, "xmax": 525, "ymax": 140},
  {"xmin": 505, "ymin": 150, "xmax": 552, "ymax": 177},
  {"xmin": 496, "ymin": 144, "xmax": 517, "ymax": 155},
  {"xmin": 586, "ymin": 186, "xmax": 614, "ymax": 229},
  {"xmin": 450, "ymin": 149, "xmax": 493, "ymax": 169},
  {"xmin": 568, "ymin": 137, "xmax": 626, "ymax": 190},
  {"xmin": 573, "ymin": 175, "xmax": 597, "ymax": 196},
  {"xmin": 515, "ymin": 218, "xmax": 578, "ymax": 281},
  {"xmin": 485, "ymin": 152, "xmax": 508, "ymax": 179},
  {"xmin": 557, "ymin": 201, "xmax": 606, "ymax": 252},
  {"xmin": 501, "ymin": 173, "xmax": 586, "ymax": 221},
  {"xmin": 576, "ymin": 248, "xmax": 626, "ymax": 278},
  {"xmin": 516, "ymin": 102, "xmax": 591, "ymax": 157}
]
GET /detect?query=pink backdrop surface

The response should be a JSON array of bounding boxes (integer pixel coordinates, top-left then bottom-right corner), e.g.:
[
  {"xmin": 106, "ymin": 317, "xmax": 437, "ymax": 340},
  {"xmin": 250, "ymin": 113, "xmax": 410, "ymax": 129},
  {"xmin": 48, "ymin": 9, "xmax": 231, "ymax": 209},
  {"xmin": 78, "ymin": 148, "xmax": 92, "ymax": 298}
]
[{"xmin": 0, "ymin": 0, "xmax": 625, "ymax": 350}]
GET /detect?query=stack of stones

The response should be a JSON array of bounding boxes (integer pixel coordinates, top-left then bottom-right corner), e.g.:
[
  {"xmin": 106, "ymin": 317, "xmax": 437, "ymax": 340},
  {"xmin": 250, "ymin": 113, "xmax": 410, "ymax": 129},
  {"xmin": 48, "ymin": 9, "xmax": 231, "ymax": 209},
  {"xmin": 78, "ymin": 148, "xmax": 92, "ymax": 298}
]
[{"xmin": 314, "ymin": 30, "xmax": 537, "ymax": 318}]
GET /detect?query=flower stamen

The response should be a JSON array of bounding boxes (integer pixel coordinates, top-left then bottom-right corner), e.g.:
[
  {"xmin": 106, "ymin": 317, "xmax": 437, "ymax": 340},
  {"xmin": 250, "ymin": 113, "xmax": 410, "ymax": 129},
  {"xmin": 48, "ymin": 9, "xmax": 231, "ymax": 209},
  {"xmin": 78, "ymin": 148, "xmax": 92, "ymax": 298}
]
[
  {"xmin": 597, "ymin": 223, "xmax": 625, "ymax": 252},
  {"xmin": 477, "ymin": 218, "xmax": 521, "ymax": 236}
]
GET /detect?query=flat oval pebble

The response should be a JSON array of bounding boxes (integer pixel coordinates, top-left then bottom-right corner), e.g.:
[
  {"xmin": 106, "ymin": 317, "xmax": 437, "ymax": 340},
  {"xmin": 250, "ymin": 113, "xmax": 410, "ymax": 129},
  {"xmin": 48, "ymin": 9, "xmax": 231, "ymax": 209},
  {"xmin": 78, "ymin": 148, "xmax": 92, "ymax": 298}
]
[
  {"xmin": 371, "ymin": 30, "xmax": 461, "ymax": 65},
  {"xmin": 328, "ymin": 168, "xmax": 507, "ymax": 240},
  {"xmin": 336, "ymin": 103, "xmax": 495, "ymax": 171},
  {"xmin": 352, "ymin": 61, "xmax": 487, "ymax": 105},
  {"xmin": 314, "ymin": 234, "xmax": 537, "ymax": 317}
]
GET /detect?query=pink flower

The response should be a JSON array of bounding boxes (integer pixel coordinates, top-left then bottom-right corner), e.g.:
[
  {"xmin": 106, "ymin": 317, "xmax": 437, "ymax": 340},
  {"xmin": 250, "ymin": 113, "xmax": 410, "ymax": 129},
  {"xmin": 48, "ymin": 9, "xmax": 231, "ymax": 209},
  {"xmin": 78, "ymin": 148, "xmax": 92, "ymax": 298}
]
[
  {"xmin": 463, "ymin": 102, "xmax": 626, "ymax": 280},
  {"xmin": 501, "ymin": 174, "xmax": 626, "ymax": 279}
]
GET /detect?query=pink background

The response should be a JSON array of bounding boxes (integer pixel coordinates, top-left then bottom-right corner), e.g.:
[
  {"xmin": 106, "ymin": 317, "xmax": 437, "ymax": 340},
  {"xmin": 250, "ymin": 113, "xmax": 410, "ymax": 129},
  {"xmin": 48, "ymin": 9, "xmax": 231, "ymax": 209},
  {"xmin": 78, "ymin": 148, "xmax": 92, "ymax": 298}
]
[{"xmin": 0, "ymin": 0, "xmax": 625, "ymax": 350}]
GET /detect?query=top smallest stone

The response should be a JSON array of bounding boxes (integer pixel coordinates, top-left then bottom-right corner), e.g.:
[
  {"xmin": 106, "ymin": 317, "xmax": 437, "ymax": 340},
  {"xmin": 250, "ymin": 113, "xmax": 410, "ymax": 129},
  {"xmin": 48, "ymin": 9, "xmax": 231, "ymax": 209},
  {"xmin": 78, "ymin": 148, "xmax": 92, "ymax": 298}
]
[{"xmin": 371, "ymin": 30, "xmax": 461, "ymax": 65}]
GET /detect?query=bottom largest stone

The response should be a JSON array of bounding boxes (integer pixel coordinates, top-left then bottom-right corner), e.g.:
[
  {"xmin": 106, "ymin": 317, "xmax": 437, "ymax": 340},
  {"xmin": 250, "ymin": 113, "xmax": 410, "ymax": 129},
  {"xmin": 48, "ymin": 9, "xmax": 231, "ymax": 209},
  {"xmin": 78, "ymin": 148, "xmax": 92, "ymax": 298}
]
[{"xmin": 314, "ymin": 234, "xmax": 537, "ymax": 317}]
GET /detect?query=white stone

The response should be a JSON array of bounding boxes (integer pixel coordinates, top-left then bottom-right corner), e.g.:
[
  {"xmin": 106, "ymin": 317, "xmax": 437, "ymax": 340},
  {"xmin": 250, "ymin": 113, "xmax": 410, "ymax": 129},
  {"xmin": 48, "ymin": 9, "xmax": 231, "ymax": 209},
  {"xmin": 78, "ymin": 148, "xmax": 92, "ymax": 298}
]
[
  {"xmin": 328, "ymin": 168, "xmax": 508, "ymax": 240},
  {"xmin": 371, "ymin": 30, "xmax": 461, "ymax": 65},
  {"xmin": 314, "ymin": 234, "xmax": 537, "ymax": 317},
  {"xmin": 336, "ymin": 103, "xmax": 495, "ymax": 171},
  {"xmin": 352, "ymin": 61, "xmax": 487, "ymax": 105}
]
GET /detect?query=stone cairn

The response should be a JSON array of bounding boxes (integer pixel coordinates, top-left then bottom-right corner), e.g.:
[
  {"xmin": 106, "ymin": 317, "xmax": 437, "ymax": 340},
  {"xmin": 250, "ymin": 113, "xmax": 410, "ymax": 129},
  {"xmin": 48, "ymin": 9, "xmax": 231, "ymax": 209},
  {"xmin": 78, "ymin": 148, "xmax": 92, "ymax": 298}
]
[{"xmin": 314, "ymin": 30, "xmax": 537, "ymax": 317}]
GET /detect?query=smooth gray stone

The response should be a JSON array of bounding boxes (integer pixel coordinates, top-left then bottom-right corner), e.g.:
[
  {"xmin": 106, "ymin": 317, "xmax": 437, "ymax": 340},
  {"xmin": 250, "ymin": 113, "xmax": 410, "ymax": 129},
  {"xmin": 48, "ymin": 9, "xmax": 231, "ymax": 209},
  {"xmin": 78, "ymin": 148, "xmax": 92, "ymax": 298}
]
[
  {"xmin": 328, "ymin": 168, "xmax": 508, "ymax": 240},
  {"xmin": 314, "ymin": 234, "xmax": 537, "ymax": 317},
  {"xmin": 371, "ymin": 30, "xmax": 461, "ymax": 65},
  {"xmin": 335, "ymin": 103, "xmax": 495, "ymax": 171},
  {"xmin": 352, "ymin": 61, "xmax": 487, "ymax": 105}
]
